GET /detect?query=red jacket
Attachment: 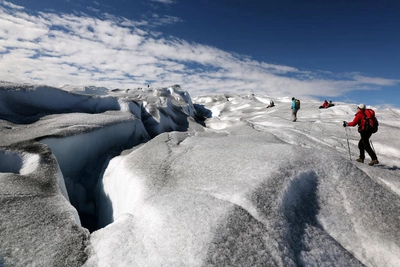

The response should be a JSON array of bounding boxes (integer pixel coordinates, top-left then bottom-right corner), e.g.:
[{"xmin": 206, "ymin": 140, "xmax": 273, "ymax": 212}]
[{"xmin": 348, "ymin": 109, "xmax": 366, "ymax": 130}]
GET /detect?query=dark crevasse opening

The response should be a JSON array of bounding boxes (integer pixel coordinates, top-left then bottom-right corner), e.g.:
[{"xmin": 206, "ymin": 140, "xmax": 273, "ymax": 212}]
[
  {"xmin": 40, "ymin": 121, "xmax": 149, "ymax": 232},
  {"xmin": 39, "ymin": 111, "xmax": 208, "ymax": 231},
  {"xmin": 37, "ymin": 100, "xmax": 209, "ymax": 232}
]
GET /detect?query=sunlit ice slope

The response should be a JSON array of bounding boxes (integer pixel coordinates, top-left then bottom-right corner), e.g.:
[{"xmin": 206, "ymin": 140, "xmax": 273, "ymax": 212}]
[{"xmin": 90, "ymin": 94, "xmax": 400, "ymax": 266}]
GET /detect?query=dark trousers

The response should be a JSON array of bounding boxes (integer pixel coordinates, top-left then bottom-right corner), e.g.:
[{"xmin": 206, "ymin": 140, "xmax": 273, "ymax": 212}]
[
  {"xmin": 359, "ymin": 132, "xmax": 377, "ymax": 160},
  {"xmin": 292, "ymin": 109, "xmax": 298, "ymax": 121}
]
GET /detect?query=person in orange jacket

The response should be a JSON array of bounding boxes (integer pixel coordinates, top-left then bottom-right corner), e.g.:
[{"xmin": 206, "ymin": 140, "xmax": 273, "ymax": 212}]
[{"xmin": 343, "ymin": 103, "xmax": 379, "ymax": 166}]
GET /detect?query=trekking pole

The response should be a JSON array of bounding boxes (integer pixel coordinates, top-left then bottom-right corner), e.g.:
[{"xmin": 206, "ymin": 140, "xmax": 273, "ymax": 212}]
[
  {"xmin": 370, "ymin": 140, "xmax": 376, "ymax": 153},
  {"xmin": 344, "ymin": 127, "xmax": 351, "ymax": 161}
]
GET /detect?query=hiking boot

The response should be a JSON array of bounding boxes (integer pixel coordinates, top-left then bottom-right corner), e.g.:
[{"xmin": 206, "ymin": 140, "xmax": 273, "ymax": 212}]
[
  {"xmin": 368, "ymin": 159, "xmax": 379, "ymax": 166},
  {"xmin": 356, "ymin": 158, "xmax": 364, "ymax": 163}
]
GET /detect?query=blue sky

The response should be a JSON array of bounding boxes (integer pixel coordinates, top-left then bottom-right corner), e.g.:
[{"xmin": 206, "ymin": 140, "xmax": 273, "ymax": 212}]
[{"xmin": 0, "ymin": 0, "xmax": 399, "ymax": 107}]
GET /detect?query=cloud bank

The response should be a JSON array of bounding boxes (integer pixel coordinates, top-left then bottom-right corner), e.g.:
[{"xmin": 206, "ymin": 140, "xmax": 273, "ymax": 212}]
[{"xmin": 0, "ymin": 1, "xmax": 398, "ymax": 98}]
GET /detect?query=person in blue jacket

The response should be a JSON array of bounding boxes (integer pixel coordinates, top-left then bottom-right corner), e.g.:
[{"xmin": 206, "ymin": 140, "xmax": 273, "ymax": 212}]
[{"xmin": 291, "ymin": 97, "xmax": 298, "ymax": 122}]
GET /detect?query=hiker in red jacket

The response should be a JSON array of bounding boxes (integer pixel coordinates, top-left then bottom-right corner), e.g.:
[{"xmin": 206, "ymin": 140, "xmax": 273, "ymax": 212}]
[
  {"xmin": 343, "ymin": 103, "xmax": 379, "ymax": 166},
  {"xmin": 319, "ymin": 100, "xmax": 329, "ymax": 109}
]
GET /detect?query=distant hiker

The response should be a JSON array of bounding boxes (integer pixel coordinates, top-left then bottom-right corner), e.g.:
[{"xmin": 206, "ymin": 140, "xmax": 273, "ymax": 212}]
[
  {"xmin": 319, "ymin": 100, "xmax": 329, "ymax": 109},
  {"xmin": 291, "ymin": 97, "xmax": 300, "ymax": 122},
  {"xmin": 267, "ymin": 100, "xmax": 275, "ymax": 108},
  {"xmin": 319, "ymin": 100, "xmax": 335, "ymax": 109},
  {"xmin": 343, "ymin": 103, "xmax": 379, "ymax": 166}
]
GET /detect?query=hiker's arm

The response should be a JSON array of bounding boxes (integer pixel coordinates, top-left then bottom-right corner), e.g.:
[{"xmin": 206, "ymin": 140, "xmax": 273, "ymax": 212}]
[{"xmin": 347, "ymin": 113, "xmax": 362, "ymax": 127}]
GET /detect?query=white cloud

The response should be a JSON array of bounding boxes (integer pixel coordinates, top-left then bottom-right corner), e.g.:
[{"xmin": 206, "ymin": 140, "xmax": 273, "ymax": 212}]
[
  {"xmin": 150, "ymin": 14, "xmax": 182, "ymax": 26},
  {"xmin": 0, "ymin": 14, "xmax": 48, "ymax": 41},
  {"xmin": 0, "ymin": 0, "xmax": 23, "ymax": 9},
  {"xmin": 353, "ymin": 75, "xmax": 398, "ymax": 86},
  {"xmin": 149, "ymin": 0, "xmax": 176, "ymax": 4},
  {"xmin": 0, "ymin": 1, "xmax": 398, "ymax": 98}
]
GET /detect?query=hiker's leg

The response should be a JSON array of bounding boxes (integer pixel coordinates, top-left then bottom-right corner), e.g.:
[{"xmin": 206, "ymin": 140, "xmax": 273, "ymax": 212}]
[
  {"xmin": 292, "ymin": 110, "xmax": 297, "ymax": 121},
  {"xmin": 358, "ymin": 138, "xmax": 365, "ymax": 160},
  {"xmin": 361, "ymin": 132, "xmax": 377, "ymax": 160}
]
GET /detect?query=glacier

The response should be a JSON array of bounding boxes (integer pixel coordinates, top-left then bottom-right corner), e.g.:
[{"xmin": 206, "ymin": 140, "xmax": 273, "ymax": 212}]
[{"xmin": 1, "ymin": 81, "xmax": 400, "ymax": 266}]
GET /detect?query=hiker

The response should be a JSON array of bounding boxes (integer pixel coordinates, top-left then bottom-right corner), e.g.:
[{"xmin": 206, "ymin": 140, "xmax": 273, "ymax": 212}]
[
  {"xmin": 343, "ymin": 103, "xmax": 379, "ymax": 166},
  {"xmin": 291, "ymin": 97, "xmax": 299, "ymax": 122},
  {"xmin": 267, "ymin": 100, "xmax": 275, "ymax": 108},
  {"xmin": 319, "ymin": 100, "xmax": 329, "ymax": 109}
]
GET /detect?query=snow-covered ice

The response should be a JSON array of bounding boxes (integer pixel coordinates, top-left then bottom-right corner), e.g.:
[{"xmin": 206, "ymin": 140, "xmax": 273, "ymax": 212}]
[{"xmin": 1, "ymin": 81, "xmax": 400, "ymax": 266}]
